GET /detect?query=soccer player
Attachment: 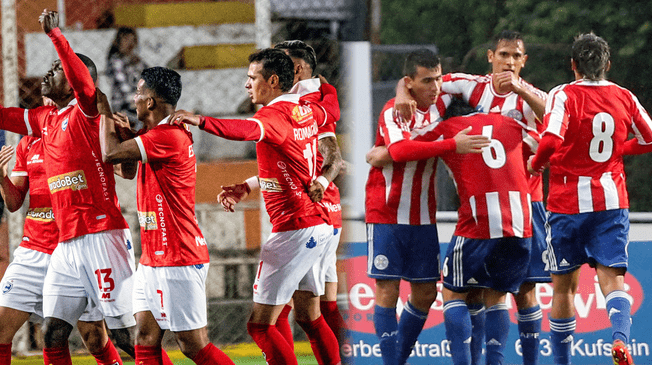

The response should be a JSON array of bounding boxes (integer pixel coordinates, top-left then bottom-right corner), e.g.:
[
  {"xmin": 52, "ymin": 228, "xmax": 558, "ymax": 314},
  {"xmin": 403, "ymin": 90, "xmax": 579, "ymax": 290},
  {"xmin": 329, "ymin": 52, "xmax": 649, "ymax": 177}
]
[
  {"xmin": 222, "ymin": 39, "xmax": 346, "ymax": 352},
  {"xmin": 170, "ymin": 48, "xmax": 340, "ymax": 365},
  {"xmin": 395, "ymin": 30, "xmax": 549, "ymax": 365},
  {"xmin": 368, "ymin": 98, "xmax": 537, "ymax": 365},
  {"xmin": 0, "ymin": 11, "xmax": 135, "ymax": 365},
  {"xmin": 528, "ymin": 33, "xmax": 652, "ymax": 365},
  {"xmin": 99, "ymin": 67, "xmax": 235, "ymax": 365},
  {"xmin": 365, "ymin": 49, "xmax": 489, "ymax": 365}
]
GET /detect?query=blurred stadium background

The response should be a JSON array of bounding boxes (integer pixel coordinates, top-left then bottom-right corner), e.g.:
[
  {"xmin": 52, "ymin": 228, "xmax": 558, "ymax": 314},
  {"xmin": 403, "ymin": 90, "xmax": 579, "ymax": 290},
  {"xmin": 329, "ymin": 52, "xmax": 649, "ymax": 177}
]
[{"xmin": 2, "ymin": 0, "xmax": 652, "ymax": 363}]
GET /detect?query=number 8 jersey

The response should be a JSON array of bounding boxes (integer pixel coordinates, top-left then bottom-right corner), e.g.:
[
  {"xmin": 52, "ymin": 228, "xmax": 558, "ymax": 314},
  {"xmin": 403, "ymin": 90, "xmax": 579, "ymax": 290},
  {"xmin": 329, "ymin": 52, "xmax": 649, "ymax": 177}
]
[{"xmin": 540, "ymin": 79, "xmax": 652, "ymax": 214}]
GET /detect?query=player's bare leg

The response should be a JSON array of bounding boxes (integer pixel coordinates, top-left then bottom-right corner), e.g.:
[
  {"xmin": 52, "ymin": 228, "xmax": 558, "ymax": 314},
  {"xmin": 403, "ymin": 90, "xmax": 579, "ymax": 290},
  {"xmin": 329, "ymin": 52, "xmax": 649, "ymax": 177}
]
[
  {"xmin": 549, "ymin": 269, "xmax": 581, "ymax": 365},
  {"xmin": 294, "ymin": 290, "xmax": 341, "ymax": 365},
  {"xmin": 0, "ymin": 307, "xmax": 30, "ymax": 365},
  {"xmin": 483, "ymin": 289, "xmax": 510, "ymax": 365},
  {"xmin": 595, "ymin": 264, "xmax": 633, "ymax": 365},
  {"xmin": 514, "ymin": 282, "xmax": 542, "ymax": 365},
  {"xmin": 42, "ymin": 317, "xmax": 75, "ymax": 365},
  {"xmin": 373, "ymin": 279, "xmax": 400, "ymax": 365},
  {"xmin": 77, "ymin": 320, "xmax": 123, "ymax": 365}
]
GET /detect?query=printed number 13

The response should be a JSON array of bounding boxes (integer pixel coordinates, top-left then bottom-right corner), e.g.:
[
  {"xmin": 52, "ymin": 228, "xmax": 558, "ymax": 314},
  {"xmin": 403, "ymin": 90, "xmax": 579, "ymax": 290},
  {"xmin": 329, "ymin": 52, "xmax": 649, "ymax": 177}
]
[{"xmin": 94, "ymin": 268, "xmax": 115, "ymax": 291}]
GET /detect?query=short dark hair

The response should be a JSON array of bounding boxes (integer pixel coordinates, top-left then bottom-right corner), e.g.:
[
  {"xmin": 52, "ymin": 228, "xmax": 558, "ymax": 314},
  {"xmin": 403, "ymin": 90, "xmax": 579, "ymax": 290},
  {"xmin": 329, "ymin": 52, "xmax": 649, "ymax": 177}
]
[
  {"xmin": 75, "ymin": 53, "xmax": 97, "ymax": 83},
  {"xmin": 248, "ymin": 48, "xmax": 295, "ymax": 92},
  {"xmin": 403, "ymin": 49, "xmax": 440, "ymax": 78},
  {"xmin": 444, "ymin": 98, "xmax": 476, "ymax": 119},
  {"xmin": 493, "ymin": 30, "xmax": 524, "ymax": 51},
  {"xmin": 274, "ymin": 40, "xmax": 317, "ymax": 76},
  {"xmin": 572, "ymin": 33, "xmax": 610, "ymax": 81},
  {"xmin": 141, "ymin": 67, "xmax": 182, "ymax": 107}
]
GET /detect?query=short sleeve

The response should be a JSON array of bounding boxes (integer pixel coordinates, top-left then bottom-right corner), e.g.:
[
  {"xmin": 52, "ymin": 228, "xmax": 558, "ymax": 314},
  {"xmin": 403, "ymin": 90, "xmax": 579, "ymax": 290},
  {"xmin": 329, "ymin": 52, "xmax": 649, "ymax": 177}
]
[
  {"xmin": 136, "ymin": 126, "xmax": 189, "ymax": 164},
  {"xmin": 253, "ymin": 107, "xmax": 288, "ymax": 146}
]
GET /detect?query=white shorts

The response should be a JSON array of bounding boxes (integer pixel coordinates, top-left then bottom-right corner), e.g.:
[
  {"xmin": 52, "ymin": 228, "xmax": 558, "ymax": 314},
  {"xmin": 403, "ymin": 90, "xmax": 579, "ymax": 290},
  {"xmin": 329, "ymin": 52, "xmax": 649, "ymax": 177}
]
[
  {"xmin": 324, "ymin": 228, "xmax": 341, "ymax": 283},
  {"xmin": 132, "ymin": 263, "xmax": 209, "ymax": 332},
  {"xmin": 253, "ymin": 223, "xmax": 334, "ymax": 305},
  {"xmin": 0, "ymin": 247, "xmax": 50, "ymax": 320},
  {"xmin": 43, "ymin": 229, "xmax": 136, "ymax": 327}
]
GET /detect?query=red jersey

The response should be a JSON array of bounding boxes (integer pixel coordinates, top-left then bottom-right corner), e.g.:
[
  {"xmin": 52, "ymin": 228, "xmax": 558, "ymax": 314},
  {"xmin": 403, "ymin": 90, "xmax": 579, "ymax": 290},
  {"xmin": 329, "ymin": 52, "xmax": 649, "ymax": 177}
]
[
  {"xmin": 0, "ymin": 28, "xmax": 128, "ymax": 241},
  {"xmin": 12, "ymin": 136, "xmax": 58, "ymax": 254},
  {"xmin": 293, "ymin": 78, "xmax": 342, "ymax": 229},
  {"xmin": 134, "ymin": 120, "xmax": 208, "ymax": 266},
  {"xmin": 365, "ymin": 96, "xmax": 450, "ymax": 225},
  {"xmin": 421, "ymin": 113, "xmax": 534, "ymax": 239},
  {"xmin": 532, "ymin": 79, "xmax": 652, "ymax": 214},
  {"xmin": 442, "ymin": 73, "xmax": 548, "ymax": 201}
]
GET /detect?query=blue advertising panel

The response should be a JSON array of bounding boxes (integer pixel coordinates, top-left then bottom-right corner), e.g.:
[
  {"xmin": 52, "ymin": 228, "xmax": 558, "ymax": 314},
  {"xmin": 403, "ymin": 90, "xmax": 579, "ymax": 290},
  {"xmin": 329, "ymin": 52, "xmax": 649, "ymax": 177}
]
[{"xmin": 341, "ymin": 240, "xmax": 651, "ymax": 364}]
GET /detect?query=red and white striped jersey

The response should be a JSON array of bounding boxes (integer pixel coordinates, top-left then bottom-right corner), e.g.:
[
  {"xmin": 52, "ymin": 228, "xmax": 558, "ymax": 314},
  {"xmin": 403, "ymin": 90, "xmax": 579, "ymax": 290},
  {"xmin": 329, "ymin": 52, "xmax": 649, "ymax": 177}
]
[
  {"xmin": 442, "ymin": 73, "xmax": 548, "ymax": 201},
  {"xmin": 419, "ymin": 113, "xmax": 534, "ymax": 239},
  {"xmin": 538, "ymin": 79, "xmax": 652, "ymax": 214},
  {"xmin": 365, "ymin": 96, "xmax": 449, "ymax": 225}
]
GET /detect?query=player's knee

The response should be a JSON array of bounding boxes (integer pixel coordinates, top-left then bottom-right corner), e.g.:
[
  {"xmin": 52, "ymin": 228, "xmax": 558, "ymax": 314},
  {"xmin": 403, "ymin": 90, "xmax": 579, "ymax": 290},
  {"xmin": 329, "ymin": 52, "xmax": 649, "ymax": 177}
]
[
  {"xmin": 43, "ymin": 318, "xmax": 73, "ymax": 348},
  {"xmin": 111, "ymin": 328, "xmax": 135, "ymax": 357}
]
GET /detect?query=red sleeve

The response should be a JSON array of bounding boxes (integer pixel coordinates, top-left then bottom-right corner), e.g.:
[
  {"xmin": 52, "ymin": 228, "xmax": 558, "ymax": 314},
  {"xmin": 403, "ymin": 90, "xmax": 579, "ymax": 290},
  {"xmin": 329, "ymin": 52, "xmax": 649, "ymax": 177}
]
[
  {"xmin": 48, "ymin": 28, "xmax": 98, "ymax": 117},
  {"xmin": 622, "ymin": 138, "xmax": 652, "ymax": 155},
  {"xmin": 12, "ymin": 137, "xmax": 29, "ymax": 174},
  {"xmin": 199, "ymin": 116, "xmax": 262, "ymax": 141},
  {"xmin": 531, "ymin": 133, "xmax": 563, "ymax": 171},
  {"xmin": 388, "ymin": 138, "xmax": 456, "ymax": 162},
  {"xmin": 318, "ymin": 83, "xmax": 340, "ymax": 122}
]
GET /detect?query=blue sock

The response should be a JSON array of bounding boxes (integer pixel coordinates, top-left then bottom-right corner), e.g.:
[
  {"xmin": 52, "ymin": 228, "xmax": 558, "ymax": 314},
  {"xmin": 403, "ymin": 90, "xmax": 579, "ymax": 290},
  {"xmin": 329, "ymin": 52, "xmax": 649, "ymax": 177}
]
[
  {"xmin": 485, "ymin": 303, "xmax": 509, "ymax": 365},
  {"xmin": 549, "ymin": 316, "xmax": 575, "ymax": 365},
  {"xmin": 606, "ymin": 290, "xmax": 632, "ymax": 343},
  {"xmin": 517, "ymin": 305, "xmax": 542, "ymax": 365},
  {"xmin": 397, "ymin": 300, "xmax": 428, "ymax": 365},
  {"xmin": 444, "ymin": 300, "xmax": 472, "ymax": 365},
  {"xmin": 468, "ymin": 303, "xmax": 485, "ymax": 365},
  {"xmin": 374, "ymin": 305, "xmax": 398, "ymax": 365}
]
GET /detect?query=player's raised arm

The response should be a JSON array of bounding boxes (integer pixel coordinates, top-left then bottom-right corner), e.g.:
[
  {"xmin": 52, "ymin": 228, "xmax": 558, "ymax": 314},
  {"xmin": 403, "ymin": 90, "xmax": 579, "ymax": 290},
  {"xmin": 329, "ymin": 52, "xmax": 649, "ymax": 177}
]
[
  {"xmin": 40, "ymin": 10, "xmax": 98, "ymax": 117},
  {"xmin": 171, "ymin": 110, "xmax": 263, "ymax": 142}
]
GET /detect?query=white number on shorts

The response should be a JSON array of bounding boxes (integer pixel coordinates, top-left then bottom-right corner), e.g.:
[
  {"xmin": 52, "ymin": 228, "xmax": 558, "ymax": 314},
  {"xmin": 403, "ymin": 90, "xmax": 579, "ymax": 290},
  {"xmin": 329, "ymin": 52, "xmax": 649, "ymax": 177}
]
[
  {"xmin": 303, "ymin": 140, "xmax": 318, "ymax": 180},
  {"xmin": 94, "ymin": 268, "xmax": 115, "ymax": 292},
  {"xmin": 480, "ymin": 125, "xmax": 506, "ymax": 169},
  {"xmin": 442, "ymin": 257, "xmax": 449, "ymax": 277},
  {"xmin": 589, "ymin": 112, "xmax": 615, "ymax": 162}
]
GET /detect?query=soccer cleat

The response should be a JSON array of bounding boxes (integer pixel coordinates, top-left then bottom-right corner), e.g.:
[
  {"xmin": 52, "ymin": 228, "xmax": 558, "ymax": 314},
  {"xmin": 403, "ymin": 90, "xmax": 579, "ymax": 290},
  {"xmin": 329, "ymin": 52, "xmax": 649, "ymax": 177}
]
[{"xmin": 612, "ymin": 340, "xmax": 634, "ymax": 365}]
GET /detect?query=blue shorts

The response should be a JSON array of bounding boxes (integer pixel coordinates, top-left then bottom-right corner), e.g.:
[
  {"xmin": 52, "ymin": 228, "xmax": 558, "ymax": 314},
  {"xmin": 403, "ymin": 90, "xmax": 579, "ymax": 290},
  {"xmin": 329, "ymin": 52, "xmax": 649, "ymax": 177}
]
[
  {"xmin": 442, "ymin": 236, "xmax": 531, "ymax": 294},
  {"xmin": 525, "ymin": 202, "xmax": 552, "ymax": 283},
  {"xmin": 366, "ymin": 223, "xmax": 440, "ymax": 282},
  {"xmin": 546, "ymin": 209, "xmax": 629, "ymax": 275}
]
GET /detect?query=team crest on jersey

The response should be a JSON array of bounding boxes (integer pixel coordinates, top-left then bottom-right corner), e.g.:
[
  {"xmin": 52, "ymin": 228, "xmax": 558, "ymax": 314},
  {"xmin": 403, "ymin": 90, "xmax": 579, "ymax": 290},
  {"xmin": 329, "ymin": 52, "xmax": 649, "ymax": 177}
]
[
  {"xmin": 26, "ymin": 207, "xmax": 55, "ymax": 222},
  {"xmin": 61, "ymin": 117, "xmax": 69, "ymax": 131},
  {"xmin": 2, "ymin": 280, "xmax": 13, "ymax": 294},
  {"xmin": 291, "ymin": 104, "xmax": 314, "ymax": 125},
  {"xmin": 138, "ymin": 211, "xmax": 158, "ymax": 230},
  {"xmin": 48, "ymin": 170, "xmax": 88, "ymax": 193},
  {"xmin": 505, "ymin": 109, "xmax": 523, "ymax": 121},
  {"xmin": 305, "ymin": 237, "xmax": 317, "ymax": 249},
  {"xmin": 259, "ymin": 177, "xmax": 282, "ymax": 192}
]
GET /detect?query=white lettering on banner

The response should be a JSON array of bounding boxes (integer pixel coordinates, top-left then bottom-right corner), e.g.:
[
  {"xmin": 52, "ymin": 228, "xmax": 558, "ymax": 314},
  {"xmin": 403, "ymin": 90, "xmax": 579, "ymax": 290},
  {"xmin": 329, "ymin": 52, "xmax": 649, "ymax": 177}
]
[
  {"xmin": 341, "ymin": 340, "xmax": 452, "ymax": 359},
  {"xmin": 514, "ymin": 338, "xmax": 649, "ymax": 359}
]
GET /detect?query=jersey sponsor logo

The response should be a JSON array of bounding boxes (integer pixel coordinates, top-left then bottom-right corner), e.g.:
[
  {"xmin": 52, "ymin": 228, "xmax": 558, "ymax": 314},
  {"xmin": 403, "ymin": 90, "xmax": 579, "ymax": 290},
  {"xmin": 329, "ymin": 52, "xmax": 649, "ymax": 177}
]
[
  {"xmin": 320, "ymin": 201, "xmax": 342, "ymax": 213},
  {"xmin": 195, "ymin": 236, "xmax": 207, "ymax": 246},
  {"xmin": 291, "ymin": 104, "xmax": 315, "ymax": 125},
  {"xmin": 47, "ymin": 170, "xmax": 88, "ymax": 193},
  {"xmin": 293, "ymin": 122, "xmax": 318, "ymax": 141},
  {"xmin": 155, "ymin": 194, "xmax": 168, "ymax": 244},
  {"xmin": 138, "ymin": 211, "xmax": 158, "ymax": 230},
  {"xmin": 27, "ymin": 154, "xmax": 43, "ymax": 165},
  {"xmin": 306, "ymin": 237, "xmax": 317, "ymax": 249},
  {"xmin": 25, "ymin": 207, "xmax": 55, "ymax": 222},
  {"xmin": 260, "ymin": 177, "xmax": 283, "ymax": 192}
]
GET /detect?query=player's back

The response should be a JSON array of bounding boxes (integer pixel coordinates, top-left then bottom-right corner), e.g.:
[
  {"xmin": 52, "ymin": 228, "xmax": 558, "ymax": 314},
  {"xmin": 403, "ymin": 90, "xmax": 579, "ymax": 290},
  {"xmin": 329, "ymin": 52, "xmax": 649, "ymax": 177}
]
[
  {"xmin": 435, "ymin": 113, "xmax": 532, "ymax": 239},
  {"xmin": 255, "ymin": 95, "xmax": 330, "ymax": 232}
]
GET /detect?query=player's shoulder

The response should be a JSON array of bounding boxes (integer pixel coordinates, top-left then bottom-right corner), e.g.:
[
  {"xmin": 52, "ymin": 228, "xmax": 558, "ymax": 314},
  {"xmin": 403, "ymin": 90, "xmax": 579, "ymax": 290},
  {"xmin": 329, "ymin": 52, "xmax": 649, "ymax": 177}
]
[{"xmin": 445, "ymin": 72, "xmax": 488, "ymax": 83}]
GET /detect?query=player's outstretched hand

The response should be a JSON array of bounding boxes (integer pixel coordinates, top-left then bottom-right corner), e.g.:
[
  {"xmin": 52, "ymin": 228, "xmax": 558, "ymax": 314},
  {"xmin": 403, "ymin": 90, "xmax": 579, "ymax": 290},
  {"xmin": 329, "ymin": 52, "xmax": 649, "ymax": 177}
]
[
  {"xmin": 0, "ymin": 145, "xmax": 16, "ymax": 178},
  {"xmin": 217, "ymin": 183, "xmax": 250, "ymax": 212},
  {"xmin": 42, "ymin": 96, "xmax": 56, "ymax": 107},
  {"xmin": 454, "ymin": 126, "xmax": 490, "ymax": 154},
  {"xmin": 39, "ymin": 9, "xmax": 59, "ymax": 34},
  {"xmin": 318, "ymin": 74, "xmax": 330, "ymax": 85},
  {"xmin": 113, "ymin": 113, "xmax": 135, "ymax": 141},
  {"xmin": 365, "ymin": 146, "xmax": 392, "ymax": 167},
  {"xmin": 394, "ymin": 77, "xmax": 417, "ymax": 123},
  {"xmin": 527, "ymin": 155, "xmax": 542, "ymax": 176},
  {"xmin": 308, "ymin": 181, "xmax": 325, "ymax": 203},
  {"xmin": 170, "ymin": 110, "xmax": 201, "ymax": 127}
]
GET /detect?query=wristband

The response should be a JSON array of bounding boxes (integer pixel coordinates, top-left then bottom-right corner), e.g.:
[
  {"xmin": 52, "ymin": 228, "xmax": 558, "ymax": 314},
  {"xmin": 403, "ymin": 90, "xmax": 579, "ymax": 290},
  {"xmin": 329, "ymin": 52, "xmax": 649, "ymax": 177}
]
[
  {"xmin": 315, "ymin": 175, "xmax": 330, "ymax": 190},
  {"xmin": 245, "ymin": 176, "xmax": 259, "ymax": 192}
]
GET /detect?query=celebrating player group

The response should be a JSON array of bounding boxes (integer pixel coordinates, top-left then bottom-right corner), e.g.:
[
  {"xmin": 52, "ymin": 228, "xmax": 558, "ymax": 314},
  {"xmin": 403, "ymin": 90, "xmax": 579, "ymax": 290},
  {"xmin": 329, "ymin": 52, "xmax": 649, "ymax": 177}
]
[
  {"xmin": 365, "ymin": 31, "xmax": 652, "ymax": 365},
  {"xmin": 0, "ymin": 9, "xmax": 347, "ymax": 365}
]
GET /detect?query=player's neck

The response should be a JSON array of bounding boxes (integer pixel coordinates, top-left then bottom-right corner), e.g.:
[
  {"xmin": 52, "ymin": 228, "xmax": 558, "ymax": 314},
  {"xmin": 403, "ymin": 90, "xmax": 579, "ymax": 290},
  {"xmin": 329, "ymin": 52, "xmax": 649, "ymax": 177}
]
[
  {"xmin": 53, "ymin": 95, "xmax": 74, "ymax": 110},
  {"xmin": 143, "ymin": 106, "xmax": 175, "ymax": 129}
]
